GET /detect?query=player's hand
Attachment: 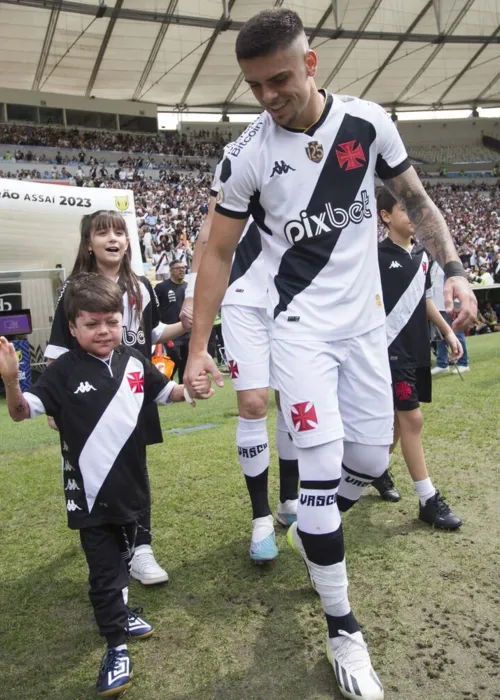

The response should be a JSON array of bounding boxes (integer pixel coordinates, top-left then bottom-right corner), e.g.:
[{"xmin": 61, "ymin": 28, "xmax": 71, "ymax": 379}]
[
  {"xmin": 184, "ymin": 350, "xmax": 223, "ymax": 399},
  {"xmin": 190, "ymin": 370, "xmax": 215, "ymax": 400},
  {"xmin": 444, "ymin": 330, "xmax": 463, "ymax": 364},
  {"xmin": 0, "ymin": 336, "xmax": 20, "ymax": 380},
  {"xmin": 47, "ymin": 416, "xmax": 59, "ymax": 431},
  {"xmin": 444, "ymin": 276, "xmax": 477, "ymax": 331},
  {"xmin": 180, "ymin": 298, "xmax": 194, "ymax": 329}
]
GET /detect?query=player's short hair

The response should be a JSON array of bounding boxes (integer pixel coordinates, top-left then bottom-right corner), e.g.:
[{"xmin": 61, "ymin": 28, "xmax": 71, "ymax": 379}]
[
  {"xmin": 236, "ymin": 9, "xmax": 305, "ymax": 61},
  {"xmin": 377, "ymin": 188, "xmax": 398, "ymax": 227},
  {"xmin": 169, "ymin": 260, "xmax": 186, "ymax": 269},
  {"xmin": 64, "ymin": 272, "xmax": 124, "ymax": 324}
]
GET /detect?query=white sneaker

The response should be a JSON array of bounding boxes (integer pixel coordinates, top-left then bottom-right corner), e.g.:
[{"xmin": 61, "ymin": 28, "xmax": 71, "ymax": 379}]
[
  {"xmin": 130, "ymin": 545, "xmax": 169, "ymax": 585},
  {"xmin": 276, "ymin": 498, "xmax": 298, "ymax": 526},
  {"xmin": 249, "ymin": 514, "xmax": 278, "ymax": 562},
  {"xmin": 431, "ymin": 366, "xmax": 450, "ymax": 375},
  {"xmin": 286, "ymin": 521, "xmax": 317, "ymax": 592},
  {"xmin": 327, "ymin": 631, "xmax": 384, "ymax": 700},
  {"xmin": 451, "ymin": 365, "xmax": 470, "ymax": 374}
]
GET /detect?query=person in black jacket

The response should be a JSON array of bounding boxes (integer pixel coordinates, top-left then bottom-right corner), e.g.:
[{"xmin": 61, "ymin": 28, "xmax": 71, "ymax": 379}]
[{"xmin": 155, "ymin": 260, "xmax": 190, "ymax": 382}]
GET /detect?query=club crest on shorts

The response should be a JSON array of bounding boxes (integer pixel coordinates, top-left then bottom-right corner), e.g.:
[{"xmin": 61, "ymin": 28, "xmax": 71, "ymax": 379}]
[
  {"xmin": 291, "ymin": 401, "xmax": 318, "ymax": 432},
  {"xmin": 305, "ymin": 141, "xmax": 324, "ymax": 163},
  {"xmin": 394, "ymin": 381, "xmax": 412, "ymax": 401},
  {"xmin": 228, "ymin": 360, "xmax": 239, "ymax": 379}
]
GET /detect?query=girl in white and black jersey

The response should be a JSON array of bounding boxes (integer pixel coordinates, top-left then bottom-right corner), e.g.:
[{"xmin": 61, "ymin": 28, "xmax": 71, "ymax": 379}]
[{"xmin": 45, "ymin": 210, "xmax": 186, "ymax": 585}]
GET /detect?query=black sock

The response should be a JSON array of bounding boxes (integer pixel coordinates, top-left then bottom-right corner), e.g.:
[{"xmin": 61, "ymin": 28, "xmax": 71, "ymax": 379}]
[
  {"xmin": 326, "ymin": 611, "xmax": 360, "ymax": 638},
  {"xmin": 279, "ymin": 458, "xmax": 299, "ymax": 503},
  {"xmin": 245, "ymin": 469, "xmax": 271, "ymax": 519}
]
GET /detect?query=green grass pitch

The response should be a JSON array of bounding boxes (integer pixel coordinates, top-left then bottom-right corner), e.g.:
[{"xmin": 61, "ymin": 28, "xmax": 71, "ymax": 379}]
[{"xmin": 0, "ymin": 333, "xmax": 499, "ymax": 699}]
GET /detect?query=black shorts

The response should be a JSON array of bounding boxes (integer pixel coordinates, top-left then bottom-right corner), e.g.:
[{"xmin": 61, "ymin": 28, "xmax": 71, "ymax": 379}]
[{"xmin": 391, "ymin": 366, "xmax": 432, "ymax": 411}]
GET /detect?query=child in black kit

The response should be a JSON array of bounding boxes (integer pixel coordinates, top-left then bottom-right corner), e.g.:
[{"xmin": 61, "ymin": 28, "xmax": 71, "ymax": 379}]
[{"xmin": 0, "ymin": 273, "xmax": 212, "ymax": 696}]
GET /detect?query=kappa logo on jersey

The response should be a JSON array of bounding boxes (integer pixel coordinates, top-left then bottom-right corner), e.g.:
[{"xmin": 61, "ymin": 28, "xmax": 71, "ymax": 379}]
[
  {"xmin": 74, "ymin": 382, "xmax": 96, "ymax": 394},
  {"xmin": 65, "ymin": 479, "xmax": 80, "ymax": 491},
  {"xmin": 228, "ymin": 360, "xmax": 239, "ymax": 379},
  {"xmin": 238, "ymin": 443, "xmax": 268, "ymax": 459},
  {"xmin": 389, "ymin": 261, "xmax": 403, "ymax": 269},
  {"xmin": 291, "ymin": 402, "xmax": 318, "ymax": 432},
  {"xmin": 284, "ymin": 190, "xmax": 371, "ymax": 245},
  {"xmin": 394, "ymin": 381, "xmax": 412, "ymax": 401},
  {"xmin": 66, "ymin": 500, "xmax": 82, "ymax": 512},
  {"xmin": 270, "ymin": 160, "xmax": 296, "ymax": 177},
  {"xmin": 336, "ymin": 140, "xmax": 366, "ymax": 170},
  {"xmin": 305, "ymin": 141, "xmax": 324, "ymax": 163},
  {"xmin": 63, "ymin": 459, "xmax": 75, "ymax": 472},
  {"xmin": 300, "ymin": 493, "xmax": 337, "ymax": 506},
  {"xmin": 127, "ymin": 371, "xmax": 144, "ymax": 393}
]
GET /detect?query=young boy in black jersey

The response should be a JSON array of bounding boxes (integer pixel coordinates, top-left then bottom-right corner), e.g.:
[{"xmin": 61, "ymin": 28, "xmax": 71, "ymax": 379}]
[
  {"xmin": 0, "ymin": 273, "xmax": 212, "ymax": 697},
  {"xmin": 374, "ymin": 190, "xmax": 463, "ymax": 529}
]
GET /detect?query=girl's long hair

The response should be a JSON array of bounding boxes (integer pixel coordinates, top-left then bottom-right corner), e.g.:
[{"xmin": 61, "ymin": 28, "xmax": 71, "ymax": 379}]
[{"xmin": 71, "ymin": 210, "xmax": 142, "ymax": 323}]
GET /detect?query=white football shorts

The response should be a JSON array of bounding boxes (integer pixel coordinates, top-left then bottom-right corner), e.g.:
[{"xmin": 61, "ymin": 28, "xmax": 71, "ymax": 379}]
[
  {"xmin": 271, "ymin": 324, "xmax": 394, "ymax": 448},
  {"xmin": 221, "ymin": 304, "xmax": 276, "ymax": 391}
]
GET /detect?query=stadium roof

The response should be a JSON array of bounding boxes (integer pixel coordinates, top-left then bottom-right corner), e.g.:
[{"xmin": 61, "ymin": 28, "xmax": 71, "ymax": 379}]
[{"xmin": 0, "ymin": 0, "xmax": 499, "ymax": 114}]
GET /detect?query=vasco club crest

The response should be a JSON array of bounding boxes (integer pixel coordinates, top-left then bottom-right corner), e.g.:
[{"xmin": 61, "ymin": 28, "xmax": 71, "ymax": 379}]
[
  {"xmin": 115, "ymin": 196, "xmax": 130, "ymax": 212},
  {"xmin": 305, "ymin": 141, "xmax": 324, "ymax": 163}
]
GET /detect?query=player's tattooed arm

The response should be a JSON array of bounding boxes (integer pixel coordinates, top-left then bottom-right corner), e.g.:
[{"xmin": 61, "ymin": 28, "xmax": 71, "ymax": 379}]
[{"xmin": 382, "ymin": 166, "xmax": 459, "ymax": 269}]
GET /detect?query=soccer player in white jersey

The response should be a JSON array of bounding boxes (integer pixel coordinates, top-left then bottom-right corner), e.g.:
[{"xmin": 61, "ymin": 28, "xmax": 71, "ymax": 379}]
[
  {"xmin": 181, "ymin": 163, "xmax": 300, "ymax": 563},
  {"xmin": 184, "ymin": 9, "xmax": 476, "ymax": 699}
]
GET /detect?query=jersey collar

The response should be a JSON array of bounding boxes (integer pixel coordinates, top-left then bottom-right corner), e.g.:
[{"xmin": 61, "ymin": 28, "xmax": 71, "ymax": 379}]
[{"xmin": 280, "ymin": 90, "xmax": 333, "ymax": 137}]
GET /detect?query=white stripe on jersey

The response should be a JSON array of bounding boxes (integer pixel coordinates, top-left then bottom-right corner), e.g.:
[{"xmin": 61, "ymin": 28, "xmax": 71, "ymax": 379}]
[
  {"xmin": 385, "ymin": 254, "xmax": 427, "ymax": 347},
  {"xmin": 78, "ymin": 355, "xmax": 144, "ymax": 512},
  {"xmin": 23, "ymin": 392, "xmax": 46, "ymax": 419}
]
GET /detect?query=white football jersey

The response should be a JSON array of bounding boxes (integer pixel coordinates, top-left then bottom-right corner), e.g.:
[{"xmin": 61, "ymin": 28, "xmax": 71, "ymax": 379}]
[
  {"xmin": 211, "ymin": 150, "xmax": 267, "ymax": 309},
  {"xmin": 215, "ymin": 92, "xmax": 410, "ymax": 341}
]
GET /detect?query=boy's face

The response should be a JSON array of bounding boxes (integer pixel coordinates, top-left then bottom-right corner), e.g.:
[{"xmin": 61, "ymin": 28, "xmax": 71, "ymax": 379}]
[
  {"xmin": 69, "ymin": 311, "xmax": 123, "ymax": 358},
  {"xmin": 381, "ymin": 203, "xmax": 414, "ymax": 239}
]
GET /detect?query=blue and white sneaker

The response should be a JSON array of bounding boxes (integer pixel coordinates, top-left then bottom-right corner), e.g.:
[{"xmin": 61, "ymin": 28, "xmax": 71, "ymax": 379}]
[
  {"xmin": 249, "ymin": 514, "xmax": 278, "ymax": 563},
  {"xmin": 276, "ymin": 499, "xmax": 298, "ymax": 526},
  {"xmin": 96, "ymin": 648, "xmax": 133, "ymax": 696},
  {"xmin": 127, "ymin": 606, "xmax": 154, "ymax": 640}
]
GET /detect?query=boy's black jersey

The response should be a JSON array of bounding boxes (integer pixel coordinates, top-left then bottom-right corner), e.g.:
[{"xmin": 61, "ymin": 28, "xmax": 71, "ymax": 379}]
[
  {"xmin": 45, "ymin": 275, "xmax": 165, "ymax": 445},
  {"xmin": 24, "ymin": 346, "xmax": 174, "ymax": 529},
  {"xmin": 378, "ymin": 238, "xmax": 432, "ymax": 368}
]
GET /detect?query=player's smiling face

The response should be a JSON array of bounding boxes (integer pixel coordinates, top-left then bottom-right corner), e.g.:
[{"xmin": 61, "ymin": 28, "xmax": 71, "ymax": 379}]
[
  {"xmin": 70, "ymin": 311, "xmax": 123, "ymax": 358},
  {"xmin": 240, "ymin": 38, "xmax": 318, "ymax": 128},
  {"xmin": 90, "ymin": 226, "xmax": 129, "ymax": 269}
]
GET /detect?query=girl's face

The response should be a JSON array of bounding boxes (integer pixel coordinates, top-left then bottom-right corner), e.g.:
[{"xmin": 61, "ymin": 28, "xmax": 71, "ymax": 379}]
[{"xmin": 90, "ymin": 226, "xmax": 129, "ymax": 268}]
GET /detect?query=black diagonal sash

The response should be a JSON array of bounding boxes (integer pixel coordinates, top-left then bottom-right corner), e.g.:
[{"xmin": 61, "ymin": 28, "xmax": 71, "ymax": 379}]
[
  {"xmin": 273, "ymin": 114, "xmax": 376, "ymax": 319},
  {"xmin": 228, "ymin": 221, "xmax": 262, "ymax": 287}
]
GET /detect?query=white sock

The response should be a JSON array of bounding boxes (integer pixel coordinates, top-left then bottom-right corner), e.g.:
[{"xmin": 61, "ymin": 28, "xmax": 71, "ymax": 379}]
[
  {"xmin": 113, "ymin": 644, "xmax": 128, "ymax": 652},
  {"xmin": 236, "ymin": 417, "xmax": 269, "ymax": 477},
  {"xmin": 414, "ymin": 477, "xmax": 436, "ymax": 505}
]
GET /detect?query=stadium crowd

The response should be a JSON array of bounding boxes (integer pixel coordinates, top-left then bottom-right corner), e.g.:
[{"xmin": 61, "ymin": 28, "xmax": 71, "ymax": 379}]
[{"xmin": 0, "ymin": 123, "xmax": 228, "ymax": 158}]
